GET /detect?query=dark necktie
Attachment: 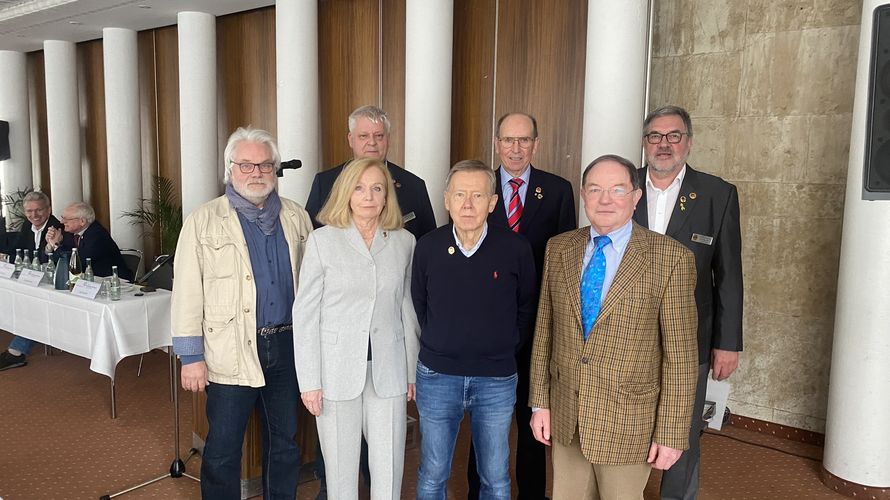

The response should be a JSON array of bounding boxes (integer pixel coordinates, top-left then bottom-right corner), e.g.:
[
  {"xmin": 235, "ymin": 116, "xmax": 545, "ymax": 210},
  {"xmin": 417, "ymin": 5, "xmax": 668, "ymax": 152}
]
[
  {"xmin": 507, "ymin": 178, "xmax": 524, "ymax": 232},
  {"xmin": 74, "ymin": 234, "xmax": 81, "ymax": 248},
  {"xmin": 580, "ymin": 235, "xmax": 611, "ymax": 340}
]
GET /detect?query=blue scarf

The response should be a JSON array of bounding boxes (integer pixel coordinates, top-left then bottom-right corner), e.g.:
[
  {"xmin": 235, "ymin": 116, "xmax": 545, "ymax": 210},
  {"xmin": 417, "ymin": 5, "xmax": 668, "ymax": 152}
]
[{"xmin": 225, "ymin": 183, "xmax": 282, "ymax": 235}]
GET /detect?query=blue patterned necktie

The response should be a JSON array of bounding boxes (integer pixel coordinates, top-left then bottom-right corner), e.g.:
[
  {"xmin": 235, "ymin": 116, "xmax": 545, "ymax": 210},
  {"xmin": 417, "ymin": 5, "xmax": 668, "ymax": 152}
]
[{"xmin": 580, "ymin": 235, "xmax": 611, "ymax": 341}]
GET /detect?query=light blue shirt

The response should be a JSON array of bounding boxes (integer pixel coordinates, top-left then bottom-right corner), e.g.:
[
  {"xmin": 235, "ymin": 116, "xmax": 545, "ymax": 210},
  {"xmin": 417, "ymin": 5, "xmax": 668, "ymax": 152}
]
[
  {"xmin": 452, "ymin": 222, "xmax": 488, "ymax": 257},
  {"xmin": 582, "ymin": 219, "xmax": 633, "ymax": 308},
  {"xmin": 499, "ymin": 166, "xmax": 531, "ymax": 213}
]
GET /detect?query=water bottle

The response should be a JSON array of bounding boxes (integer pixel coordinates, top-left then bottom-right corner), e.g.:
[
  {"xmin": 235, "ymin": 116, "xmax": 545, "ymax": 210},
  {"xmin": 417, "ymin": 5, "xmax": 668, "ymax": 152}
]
[
  {"xmin": 13, "ymin": 249, "xmax": 23, "ymax": 276},
  {"xmin": 44, "ymin": 252, "xmax": 56, "ymax": 285},
  {"xmin": 82, "ymin": 258, "xmax": 94, "ymax": 282},
  {"xmin": 23, "ymin": 249, "xmax": 32, "ymax": 270},
  {"xmin": 109, "ymin": 266, "xmax": 121, "ymax": 301},
  {"xmin": 68, "ymin": 248, "xmax": 82, "ymax": 289}
]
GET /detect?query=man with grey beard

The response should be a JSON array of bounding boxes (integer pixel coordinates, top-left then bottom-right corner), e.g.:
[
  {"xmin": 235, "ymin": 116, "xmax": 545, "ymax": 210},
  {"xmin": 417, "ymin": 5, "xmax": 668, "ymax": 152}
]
[{"xmin": 172, "ymin": 127, "xmax": 313, "ymax": 500}]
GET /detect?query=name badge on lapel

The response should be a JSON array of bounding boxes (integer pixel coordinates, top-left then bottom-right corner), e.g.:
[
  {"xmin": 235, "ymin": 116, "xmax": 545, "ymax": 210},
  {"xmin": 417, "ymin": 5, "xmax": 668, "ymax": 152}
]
[
  {"xmin": 403, "ymin": 211, "xmax": 416, "ymax": 223},
  {"xmin": 691, "ymin": 233, "xmax": 714, "ymax": 246}
]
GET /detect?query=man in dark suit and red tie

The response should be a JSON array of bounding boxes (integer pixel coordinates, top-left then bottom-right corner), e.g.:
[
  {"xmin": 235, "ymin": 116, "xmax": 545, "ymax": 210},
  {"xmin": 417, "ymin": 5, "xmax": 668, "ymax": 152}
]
[
  {"xmin": 633, "ymin": 105, "xmax": 744, "ymax": 500},
  {"xmin": 466, "ymin": 112, "xmax": 576, "ymax": 500}
]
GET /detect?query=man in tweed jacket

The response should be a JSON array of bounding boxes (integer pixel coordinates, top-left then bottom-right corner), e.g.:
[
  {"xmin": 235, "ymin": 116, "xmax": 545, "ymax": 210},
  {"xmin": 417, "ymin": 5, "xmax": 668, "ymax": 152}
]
[{"xmin": 529, "ymin": 154, "xmax": 698, "ymax": 500}]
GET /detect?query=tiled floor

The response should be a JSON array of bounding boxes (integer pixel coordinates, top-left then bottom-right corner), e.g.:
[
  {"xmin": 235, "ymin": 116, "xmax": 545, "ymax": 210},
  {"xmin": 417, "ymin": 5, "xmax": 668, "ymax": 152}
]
[{"xmin": 0, "ymin": 331, "xmax": 849, "ymax": 499}]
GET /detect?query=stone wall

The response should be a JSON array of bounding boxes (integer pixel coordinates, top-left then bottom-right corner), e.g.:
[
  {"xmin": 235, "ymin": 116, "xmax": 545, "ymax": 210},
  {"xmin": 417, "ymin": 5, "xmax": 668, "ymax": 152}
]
[{"xmin": 649, "ymin": 0, "xmax": 862, "ymax": 432}]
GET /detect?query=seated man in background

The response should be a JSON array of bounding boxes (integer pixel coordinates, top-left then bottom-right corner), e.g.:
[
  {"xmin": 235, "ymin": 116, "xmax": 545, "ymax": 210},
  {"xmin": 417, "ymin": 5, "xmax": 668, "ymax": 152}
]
[
  {"xmin": 46, "ymin": 201, "xmax": 133, "ymax": 282},
  {"xmin": 0, "ymin": 191, "xmax": 64, "ymax": 372}
]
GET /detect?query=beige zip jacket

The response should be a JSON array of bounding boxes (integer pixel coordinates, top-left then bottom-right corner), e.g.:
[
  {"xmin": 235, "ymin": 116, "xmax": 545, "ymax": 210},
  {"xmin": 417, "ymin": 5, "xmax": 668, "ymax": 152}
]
[{"xmin": 172, "ymin": 195, "xmax": 312, "ymax": 387}]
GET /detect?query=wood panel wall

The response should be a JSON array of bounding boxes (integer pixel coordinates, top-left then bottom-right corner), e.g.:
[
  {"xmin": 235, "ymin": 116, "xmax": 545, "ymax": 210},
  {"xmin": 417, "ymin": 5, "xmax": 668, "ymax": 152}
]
[
  {"xmin": 26, "ymin": 51, "xmax": 49, "ymax": 198},
  {"xmin": 381, "ymin": 0, "xmax": 406, "ymax": 166},
  {"xmin": 318, "ymin": 0, "xmax": 380, "ymax": 170},
  {"xmin": 77, "ymin": 39, "xmax": 109, "ymax": 229},
  {"xmin": 151, "ymin": 25, "xmax": 181, "ymax": 202},
  {"xmin": 494, "ymin": 0, "xmax": 587, "ymax": 201},
  {"xmin": 451, "ymin": 0, "xmax": 497, "ymax": 166},
  {"xmin": 217, "ymin": 7, "xmax": 277, "ymax": 136}
]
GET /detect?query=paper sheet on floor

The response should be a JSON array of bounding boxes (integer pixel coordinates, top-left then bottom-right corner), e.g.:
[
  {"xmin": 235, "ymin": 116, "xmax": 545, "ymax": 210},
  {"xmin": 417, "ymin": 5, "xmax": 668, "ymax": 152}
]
[{"xmin": 706, "ymin": 378, "xmax": 731, "ymax": 430}]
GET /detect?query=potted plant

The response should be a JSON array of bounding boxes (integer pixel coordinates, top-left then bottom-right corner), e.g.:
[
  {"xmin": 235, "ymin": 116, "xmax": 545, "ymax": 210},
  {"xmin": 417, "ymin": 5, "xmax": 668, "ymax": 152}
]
[{"xmin": 121, "ymin": 175, "xmax": 183, "ymax": 255}]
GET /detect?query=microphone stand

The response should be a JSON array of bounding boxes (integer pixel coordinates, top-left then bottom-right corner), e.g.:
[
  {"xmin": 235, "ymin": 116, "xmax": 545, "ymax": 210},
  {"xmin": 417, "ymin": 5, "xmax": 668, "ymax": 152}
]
[{"xmin": 100, "ymin": 350, "xmax": 200, "ymax": 499}]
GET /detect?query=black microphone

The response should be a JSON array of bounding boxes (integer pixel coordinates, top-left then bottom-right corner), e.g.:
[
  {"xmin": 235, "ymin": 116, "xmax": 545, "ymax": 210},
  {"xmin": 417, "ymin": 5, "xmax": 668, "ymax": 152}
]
[{"xmin": 277, "ymin": 159, "xmax": 302, "ymax": 177}]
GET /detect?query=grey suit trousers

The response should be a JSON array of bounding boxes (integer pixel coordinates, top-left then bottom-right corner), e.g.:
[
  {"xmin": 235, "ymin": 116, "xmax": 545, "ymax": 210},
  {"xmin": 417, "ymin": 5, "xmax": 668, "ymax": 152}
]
[{"xmin": 316, "ymin": 363, "xmax": 407, "ymax": 500}]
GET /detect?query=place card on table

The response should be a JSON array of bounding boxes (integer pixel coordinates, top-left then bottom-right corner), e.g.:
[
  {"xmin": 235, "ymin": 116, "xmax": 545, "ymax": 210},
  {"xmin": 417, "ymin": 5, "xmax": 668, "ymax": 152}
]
[
  {"xmin": 0, "ymin": 262, "xmax": 14, "ymax": 279},
  {"xmin": 72, "ymin": 280, "xmax": 102, "ymax": 300},
  {"xmin": 17, "ymin": 268, "xmax": 45, "ymax": 287}
]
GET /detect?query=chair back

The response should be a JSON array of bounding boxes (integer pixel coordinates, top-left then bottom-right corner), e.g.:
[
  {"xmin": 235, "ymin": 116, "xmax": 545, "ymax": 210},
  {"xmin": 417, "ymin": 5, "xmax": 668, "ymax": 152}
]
[
  {"xmin": 119, "ymin": 248, "xmax": 144, "ymax": 281},
  {"xmin": 142, "ymin": 254, "xmax": 174, "ymax": 291}
]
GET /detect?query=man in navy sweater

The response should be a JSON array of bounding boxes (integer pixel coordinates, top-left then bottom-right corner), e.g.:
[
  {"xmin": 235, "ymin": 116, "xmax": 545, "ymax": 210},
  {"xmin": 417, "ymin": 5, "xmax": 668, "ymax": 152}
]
[{"xmin": 412, "ymin": 160, "xmax": 537, "ymax": 500}]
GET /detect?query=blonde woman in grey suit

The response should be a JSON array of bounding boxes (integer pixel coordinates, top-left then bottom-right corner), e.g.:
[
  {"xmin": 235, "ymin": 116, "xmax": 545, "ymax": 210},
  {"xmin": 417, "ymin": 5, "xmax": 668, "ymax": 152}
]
[{"xmin": 293, "ymin": 157, "xmax": 420, "ymax": 500}]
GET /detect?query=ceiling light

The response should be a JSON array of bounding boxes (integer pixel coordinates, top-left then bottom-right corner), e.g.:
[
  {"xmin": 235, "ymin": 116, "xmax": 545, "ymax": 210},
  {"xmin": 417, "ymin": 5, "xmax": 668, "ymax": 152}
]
[{"xmin": 68, "ymin": 20, "xmax": 81, "ymax": 25}]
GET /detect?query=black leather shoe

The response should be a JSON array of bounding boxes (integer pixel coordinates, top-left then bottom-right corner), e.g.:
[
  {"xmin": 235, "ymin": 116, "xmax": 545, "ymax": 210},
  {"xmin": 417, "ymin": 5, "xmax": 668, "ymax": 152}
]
[{"xmin": 0, "ymin": 351, "xmax": 27, "ymax": 371}]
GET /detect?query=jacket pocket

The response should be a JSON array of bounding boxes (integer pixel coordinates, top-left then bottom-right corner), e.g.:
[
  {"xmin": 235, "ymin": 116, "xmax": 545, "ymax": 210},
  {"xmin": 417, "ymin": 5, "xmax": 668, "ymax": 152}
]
[
  {"xmin": 202, "ymin": 316, "xmax": 239, "ymax": 377},
  {"xmin": 201, "ymin": 238, "xmax": 238, "ymax": 279}
]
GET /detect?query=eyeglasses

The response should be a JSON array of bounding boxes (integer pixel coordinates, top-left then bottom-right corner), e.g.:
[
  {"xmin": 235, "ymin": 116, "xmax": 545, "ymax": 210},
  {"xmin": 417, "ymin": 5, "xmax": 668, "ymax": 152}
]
[
  {"xmin": 644, "ymin": 132, "xmax": 688, "ymax": 144},
  {"xmin": 584, "ymin": 186, "xmax": 635, "ymax": 198},
  {"xmin": 498, "ymin": 136, "xmax": 535, "ymax": 148},
  {"xmin": 232, "ymin": 161, "xmax": 275, "ymax": 174}
]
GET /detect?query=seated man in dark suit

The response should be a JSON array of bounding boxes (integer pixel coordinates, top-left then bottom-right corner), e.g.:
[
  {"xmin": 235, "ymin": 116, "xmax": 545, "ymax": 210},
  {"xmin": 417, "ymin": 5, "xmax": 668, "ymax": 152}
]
[
  {"xmin": 46, "ymin": 201, "xmax": 134, "ymax": 281},
  {"xmin": 305, "ymin": 104, "xmax": 437, "ymax": 239},
  {"xmin": 0, "ymin": 191, "xmax": 65, "ymax": 371}
]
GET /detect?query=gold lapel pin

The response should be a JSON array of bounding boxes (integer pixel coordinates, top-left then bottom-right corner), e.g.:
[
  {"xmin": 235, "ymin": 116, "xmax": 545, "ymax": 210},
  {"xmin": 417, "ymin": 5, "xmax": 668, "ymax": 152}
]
[
  {"xmin": 535, "ymin": 187, "xmax": 542, "ymax": 193},
  {"xmin": 395, "ymin": 182, "xmax": 402, "ymax": 188},
  {"xmin": 689, "ymin": 192, "xmax": 697, "ymax": 199},
  {"xmin": 448, "ymin": 246, "xmax": 455, "ymax": 255},
  {"xmin": 680, "ymin": 196, "xmax": 687, "ymax": 203}
]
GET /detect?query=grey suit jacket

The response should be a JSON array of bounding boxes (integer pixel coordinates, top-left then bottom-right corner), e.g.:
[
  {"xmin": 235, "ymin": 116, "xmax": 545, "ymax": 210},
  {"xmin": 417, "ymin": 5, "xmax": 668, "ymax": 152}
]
[{"xmin": 292, "ymin": 224, "xmax": 420, "ymax": 401}]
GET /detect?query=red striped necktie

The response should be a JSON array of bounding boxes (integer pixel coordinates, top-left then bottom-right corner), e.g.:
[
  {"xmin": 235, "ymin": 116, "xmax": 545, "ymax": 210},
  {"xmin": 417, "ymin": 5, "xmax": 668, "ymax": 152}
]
[{"xmin": 507, "ymin": 178, "xmax": 524, "ymax": 232}]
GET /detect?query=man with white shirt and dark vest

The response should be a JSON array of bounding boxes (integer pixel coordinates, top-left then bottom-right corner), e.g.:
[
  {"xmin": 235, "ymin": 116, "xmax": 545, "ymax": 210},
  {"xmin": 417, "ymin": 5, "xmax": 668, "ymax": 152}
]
[
  {"xmin": 633, "ymin": 105, "xmax": 744, "ymax": 500},
  {"xmin": 0, "ymin": 191, "xmax": 63, "ymax": 371}
]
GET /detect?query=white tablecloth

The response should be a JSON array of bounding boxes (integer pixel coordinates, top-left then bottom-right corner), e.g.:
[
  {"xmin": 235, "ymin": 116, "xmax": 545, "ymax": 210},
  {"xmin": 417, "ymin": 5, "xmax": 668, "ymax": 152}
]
[{"xmin": 0, "ymin": 277, "xmax": 172, "ymax": 379}]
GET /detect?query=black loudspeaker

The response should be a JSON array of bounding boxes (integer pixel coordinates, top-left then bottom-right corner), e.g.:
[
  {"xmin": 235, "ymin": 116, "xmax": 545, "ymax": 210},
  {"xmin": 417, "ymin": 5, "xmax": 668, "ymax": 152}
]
[
  {"xmin": 865, "ymin": 5, "xmax": 890, "ymax": 196},
  {"xmin": 0, "ymin": 121, "xmax": 9, "ymax": 161}
]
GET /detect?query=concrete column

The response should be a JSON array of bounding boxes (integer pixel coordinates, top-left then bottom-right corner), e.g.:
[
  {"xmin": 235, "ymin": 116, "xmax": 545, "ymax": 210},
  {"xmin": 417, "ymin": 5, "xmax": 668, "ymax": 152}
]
[
  {"xmin": 177, "ymin": 11, "xmax": 218, "ymax": 217},
  {"xmin": 823, "ymin": 0, "xmax": 890, "ymax": 490},
  {"xmin": 0, "ymin": 50, "xmax": 33, "ymax": 221},
  {"xmin": 275, "ymin": 0, "xmax": 320, "ymax": 204},
  {"xmin": 578, "ymin": 0, "xmax": 650, "ymax": 225},
  {"xmin": 103, "ymin": 28, "xmax": 142, "ymax": 251},
  {"xmin": 44, "ymin": 40, "xmax": 83, "ymax": 211},
  {"xmin": 405, "ymin": 0, "xmax": 453, "ymax": 225}
]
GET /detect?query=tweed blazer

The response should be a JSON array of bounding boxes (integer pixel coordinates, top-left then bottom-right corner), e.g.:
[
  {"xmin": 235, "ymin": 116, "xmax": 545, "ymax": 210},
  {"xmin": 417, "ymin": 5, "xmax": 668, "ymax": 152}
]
[
  {"xmin": 528, "ymin": 222, "xmax": 699, "ymax": 465},
  {"xmin": 292, "ymin": 223, "xmax": 420, "ymax": 401}
]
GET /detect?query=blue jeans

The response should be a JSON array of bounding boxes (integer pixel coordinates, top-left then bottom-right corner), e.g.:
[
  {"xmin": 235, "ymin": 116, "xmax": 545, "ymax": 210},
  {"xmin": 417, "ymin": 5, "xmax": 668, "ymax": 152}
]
[
  {"xmin": 415, "ymin": 361, "xmax": 517, "ymax": 500},
  {"xmin": 201, "ymin": 331, "xmax": 301, "ymax": 500},
  {"xmin": 8, "ymin": 335, "xmax": 35, "ymax": 355}
]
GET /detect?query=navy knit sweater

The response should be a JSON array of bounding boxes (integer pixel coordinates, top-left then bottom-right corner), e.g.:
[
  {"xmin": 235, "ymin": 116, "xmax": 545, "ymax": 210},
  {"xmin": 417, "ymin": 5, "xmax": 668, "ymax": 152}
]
[{"xmin": 411, "ymin": 224, "xmax": 537, "ymax": 377}]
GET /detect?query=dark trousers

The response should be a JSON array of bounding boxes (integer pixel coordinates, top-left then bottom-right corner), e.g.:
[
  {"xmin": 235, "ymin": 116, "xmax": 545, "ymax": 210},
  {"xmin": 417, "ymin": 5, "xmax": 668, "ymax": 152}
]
[
  {"xmin": 467, "ymin": 344, "xmax": 547, "ymax": 500},
  {"xmin": 660, "ymin": 362, "xmax": 709, "ymax": 500},
  {"xmin": 201, "ymin": 331, "xmax": 301, "ymax": 500}
]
